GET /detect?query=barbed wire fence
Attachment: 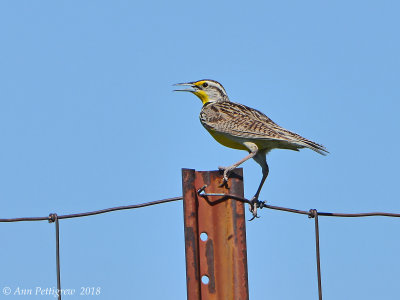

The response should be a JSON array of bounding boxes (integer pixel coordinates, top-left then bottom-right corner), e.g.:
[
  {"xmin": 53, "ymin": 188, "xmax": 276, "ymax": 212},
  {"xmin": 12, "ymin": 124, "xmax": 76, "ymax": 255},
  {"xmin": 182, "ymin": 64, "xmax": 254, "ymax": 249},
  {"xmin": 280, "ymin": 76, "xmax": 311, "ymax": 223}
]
[{"xmin": 1, "ymin": 192, "xmax": 399, "ymax": 300}]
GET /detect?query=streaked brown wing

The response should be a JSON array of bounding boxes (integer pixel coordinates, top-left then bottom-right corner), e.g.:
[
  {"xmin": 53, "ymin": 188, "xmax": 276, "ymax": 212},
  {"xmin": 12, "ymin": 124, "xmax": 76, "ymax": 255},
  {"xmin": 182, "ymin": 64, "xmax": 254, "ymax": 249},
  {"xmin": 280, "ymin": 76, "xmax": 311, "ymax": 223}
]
[
  {"xmin": 200, "ymin": 101, "xmax": 328, "ymax": 154},
  {"xmin": 200, "ymin": 102, "xmax": 291, "ymax": 140}
]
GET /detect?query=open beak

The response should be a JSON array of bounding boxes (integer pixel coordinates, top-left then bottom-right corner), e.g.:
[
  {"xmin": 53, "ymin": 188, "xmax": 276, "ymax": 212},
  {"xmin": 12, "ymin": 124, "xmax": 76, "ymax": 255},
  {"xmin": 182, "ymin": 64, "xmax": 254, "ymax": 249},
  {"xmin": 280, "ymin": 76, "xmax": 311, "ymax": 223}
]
[{"xmin": 173, "ymin": 82, "xmax": 198, "ymax": 92}]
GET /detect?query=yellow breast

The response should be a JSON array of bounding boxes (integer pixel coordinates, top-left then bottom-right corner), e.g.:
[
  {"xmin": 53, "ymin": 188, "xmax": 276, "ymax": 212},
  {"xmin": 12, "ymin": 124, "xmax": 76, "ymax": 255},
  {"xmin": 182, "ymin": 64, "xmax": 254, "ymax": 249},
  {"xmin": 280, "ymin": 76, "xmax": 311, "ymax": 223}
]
[{"xmin": 206, "ymin": 129, "xmax": 248, "ymax": 150}]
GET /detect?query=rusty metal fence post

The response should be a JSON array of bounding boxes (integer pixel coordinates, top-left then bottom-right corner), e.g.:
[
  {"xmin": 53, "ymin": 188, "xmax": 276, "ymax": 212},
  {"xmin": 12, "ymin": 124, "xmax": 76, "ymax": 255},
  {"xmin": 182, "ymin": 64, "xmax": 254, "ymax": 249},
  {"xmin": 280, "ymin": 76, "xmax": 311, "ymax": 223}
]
[{"xmin": 182, "ymin": 168, "xmax": 249, "ymax": 300}]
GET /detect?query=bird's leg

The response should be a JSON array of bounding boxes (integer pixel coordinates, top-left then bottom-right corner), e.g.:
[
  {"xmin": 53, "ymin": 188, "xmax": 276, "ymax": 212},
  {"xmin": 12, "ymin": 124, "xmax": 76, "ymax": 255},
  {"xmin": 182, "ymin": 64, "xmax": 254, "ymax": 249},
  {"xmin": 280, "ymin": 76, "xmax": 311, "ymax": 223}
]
[
  {"xmin": 249, "ymin": 152, "xmax": 269, "ymax": 220},
  {"xmin": 218, "ymin": 142, "xmax": 259, "ymax": 186},
  {"xmin": 218, "ymin": 152, "xmax": 256, "ymax": 184}
]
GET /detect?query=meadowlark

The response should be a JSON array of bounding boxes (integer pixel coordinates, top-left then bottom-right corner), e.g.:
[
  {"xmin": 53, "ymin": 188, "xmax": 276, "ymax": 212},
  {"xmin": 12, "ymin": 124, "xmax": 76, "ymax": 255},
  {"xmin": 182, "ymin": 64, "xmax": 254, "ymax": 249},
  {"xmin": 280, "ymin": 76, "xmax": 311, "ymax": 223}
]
[{"xmin": 174, "ymin": 79, "xmax": 328, "ymax": 219}]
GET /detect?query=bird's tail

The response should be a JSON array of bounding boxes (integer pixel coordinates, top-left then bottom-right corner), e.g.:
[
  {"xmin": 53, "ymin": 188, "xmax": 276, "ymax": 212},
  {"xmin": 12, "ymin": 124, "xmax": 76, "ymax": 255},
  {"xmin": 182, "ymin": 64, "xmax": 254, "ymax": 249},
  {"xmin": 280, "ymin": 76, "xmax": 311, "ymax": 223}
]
[{"xmin": 298, "ymin": 138, "xmax": 329, "ymax": 156}]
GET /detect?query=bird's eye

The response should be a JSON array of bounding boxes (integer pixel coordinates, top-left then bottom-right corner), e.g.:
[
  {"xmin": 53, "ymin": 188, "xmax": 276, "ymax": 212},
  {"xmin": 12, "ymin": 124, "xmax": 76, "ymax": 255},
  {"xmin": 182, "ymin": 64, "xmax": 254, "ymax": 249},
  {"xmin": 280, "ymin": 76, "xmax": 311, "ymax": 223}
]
[{"xmin": 202, "ymin": 82, "xmax": 208, "ymax": 88}]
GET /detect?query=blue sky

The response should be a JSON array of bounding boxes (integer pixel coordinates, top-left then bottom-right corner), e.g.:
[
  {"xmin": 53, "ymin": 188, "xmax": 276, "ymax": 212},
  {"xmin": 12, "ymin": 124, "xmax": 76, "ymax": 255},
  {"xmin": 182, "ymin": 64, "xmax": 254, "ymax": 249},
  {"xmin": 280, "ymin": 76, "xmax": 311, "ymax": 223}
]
[{"xmin": 0, "ymin": 1, "xmax": 399, "ymax": 299}]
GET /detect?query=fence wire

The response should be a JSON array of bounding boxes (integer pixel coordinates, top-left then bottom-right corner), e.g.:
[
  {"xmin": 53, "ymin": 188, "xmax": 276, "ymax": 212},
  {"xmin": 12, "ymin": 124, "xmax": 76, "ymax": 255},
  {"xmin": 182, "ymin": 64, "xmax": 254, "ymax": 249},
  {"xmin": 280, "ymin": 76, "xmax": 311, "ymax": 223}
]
[
  {"xmin": 196, "ymin": 191, "xmax": 400, "ymax": 300},
  {"xmin": 1, "ymin": 194, "xmax": 399, "ymax": 300},
  {"xmin": 0, "ymin": 197, "xmax": 183, "ymax": 300}
]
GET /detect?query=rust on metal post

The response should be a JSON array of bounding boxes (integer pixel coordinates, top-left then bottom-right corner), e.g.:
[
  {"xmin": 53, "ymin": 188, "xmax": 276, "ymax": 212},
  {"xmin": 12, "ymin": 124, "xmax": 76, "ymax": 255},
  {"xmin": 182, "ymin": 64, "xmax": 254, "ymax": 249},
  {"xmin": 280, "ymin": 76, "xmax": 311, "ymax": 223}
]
[
  {"xmin": 182, "ymin": 168, "xmax": 249, "ymax": 300},
  {"xmin": 182, "ymin": 169, "xmax": 201, "ymax": 300}
]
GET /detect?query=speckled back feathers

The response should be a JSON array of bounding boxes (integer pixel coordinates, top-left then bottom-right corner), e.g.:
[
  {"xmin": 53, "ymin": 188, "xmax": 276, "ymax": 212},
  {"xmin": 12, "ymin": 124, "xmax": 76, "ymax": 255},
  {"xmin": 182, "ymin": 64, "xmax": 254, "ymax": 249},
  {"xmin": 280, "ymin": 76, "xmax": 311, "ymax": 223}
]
[{"xmin": 200, "ymin": 101, "xmax": 328, "ymax": 155}]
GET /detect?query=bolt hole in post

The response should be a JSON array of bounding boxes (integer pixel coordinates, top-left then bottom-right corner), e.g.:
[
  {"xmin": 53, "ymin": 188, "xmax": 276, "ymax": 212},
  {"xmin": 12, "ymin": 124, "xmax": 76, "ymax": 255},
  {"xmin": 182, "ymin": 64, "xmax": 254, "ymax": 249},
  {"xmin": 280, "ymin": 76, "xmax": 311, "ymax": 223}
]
[
  {"xmin": 200, "ymin": 232, "xmax": 208, "ymax": 241},
  {"xmin": 201, "ymin": 275, "xmax": 210, "ymax": 285}
]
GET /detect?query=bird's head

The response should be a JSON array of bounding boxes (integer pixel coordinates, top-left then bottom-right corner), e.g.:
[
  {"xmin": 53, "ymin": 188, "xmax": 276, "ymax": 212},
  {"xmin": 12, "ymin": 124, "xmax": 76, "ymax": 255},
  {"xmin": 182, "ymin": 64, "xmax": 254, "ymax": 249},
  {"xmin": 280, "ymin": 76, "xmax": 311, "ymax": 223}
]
[{"xmin": 174, "ymin": 79, "xmax": 229, "ymax": 104}]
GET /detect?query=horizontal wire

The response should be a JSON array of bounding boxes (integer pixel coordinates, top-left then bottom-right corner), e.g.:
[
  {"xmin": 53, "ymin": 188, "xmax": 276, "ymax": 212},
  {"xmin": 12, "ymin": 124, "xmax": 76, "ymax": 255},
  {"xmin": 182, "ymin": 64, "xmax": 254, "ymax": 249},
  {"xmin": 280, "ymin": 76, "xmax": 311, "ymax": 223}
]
[
  {"xmin": 0, "ymin": 196, "xmax": 183, "ymax": 223},
  {"xmin": 1, "ymin": 193, "xmax": 400, "ymax": 223},
  {"xmin": 265, "ymin": 204, "xmax": 400, "ymax": 217},
  {"xmin": 198, "ymin": 192, "xmax": 400, "ymax": 218}
]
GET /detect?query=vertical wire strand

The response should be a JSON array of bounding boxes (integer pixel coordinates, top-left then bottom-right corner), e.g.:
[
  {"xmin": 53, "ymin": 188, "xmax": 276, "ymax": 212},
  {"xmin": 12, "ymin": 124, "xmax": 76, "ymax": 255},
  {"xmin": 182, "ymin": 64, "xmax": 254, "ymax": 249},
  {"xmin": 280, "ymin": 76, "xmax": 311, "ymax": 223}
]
[
  {"xmin": 49, "ymin": 213, "xmax": 62, "ymax": 300},
  {"xmin": 55, "ymin": 215, "xmax": 61, "ymax": 300},
  {"xmin": 310, "ymin": 209, "xmax": 322, "ymax": 300}
]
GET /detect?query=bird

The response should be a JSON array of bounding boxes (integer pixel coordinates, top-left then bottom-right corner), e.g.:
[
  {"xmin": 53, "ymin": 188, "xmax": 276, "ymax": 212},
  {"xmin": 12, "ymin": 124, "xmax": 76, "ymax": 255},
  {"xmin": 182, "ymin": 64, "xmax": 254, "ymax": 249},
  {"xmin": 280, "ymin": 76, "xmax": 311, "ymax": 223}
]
[{"xmin": 174, "ymin": 79, "xmax": 328, "ymax": 219}]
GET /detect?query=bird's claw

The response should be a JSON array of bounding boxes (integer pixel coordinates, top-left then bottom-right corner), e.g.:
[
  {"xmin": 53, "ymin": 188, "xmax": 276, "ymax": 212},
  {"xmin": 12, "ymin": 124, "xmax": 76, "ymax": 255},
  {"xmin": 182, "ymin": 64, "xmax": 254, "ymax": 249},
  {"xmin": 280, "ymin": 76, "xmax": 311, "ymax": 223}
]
[
  {"xmin": 248, "ymin": 197, "xmax": 266, "ymax": 221},
  {"xmin": 218, "ymin": 166, "xmax": 232, "ymax": 187}
]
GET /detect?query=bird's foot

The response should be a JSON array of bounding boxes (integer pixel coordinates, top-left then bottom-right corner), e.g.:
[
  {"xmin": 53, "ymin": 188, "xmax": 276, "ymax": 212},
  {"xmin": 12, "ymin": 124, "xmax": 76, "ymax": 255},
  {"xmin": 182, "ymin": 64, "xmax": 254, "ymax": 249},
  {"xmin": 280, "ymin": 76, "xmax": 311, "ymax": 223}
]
[
  {"xmin": 248, "ymin": 197, "xmax": 266, "ymax": 221},
  {"xmin": 218, "ymin": 166, "xmax": 235, "ymax": 187}
]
